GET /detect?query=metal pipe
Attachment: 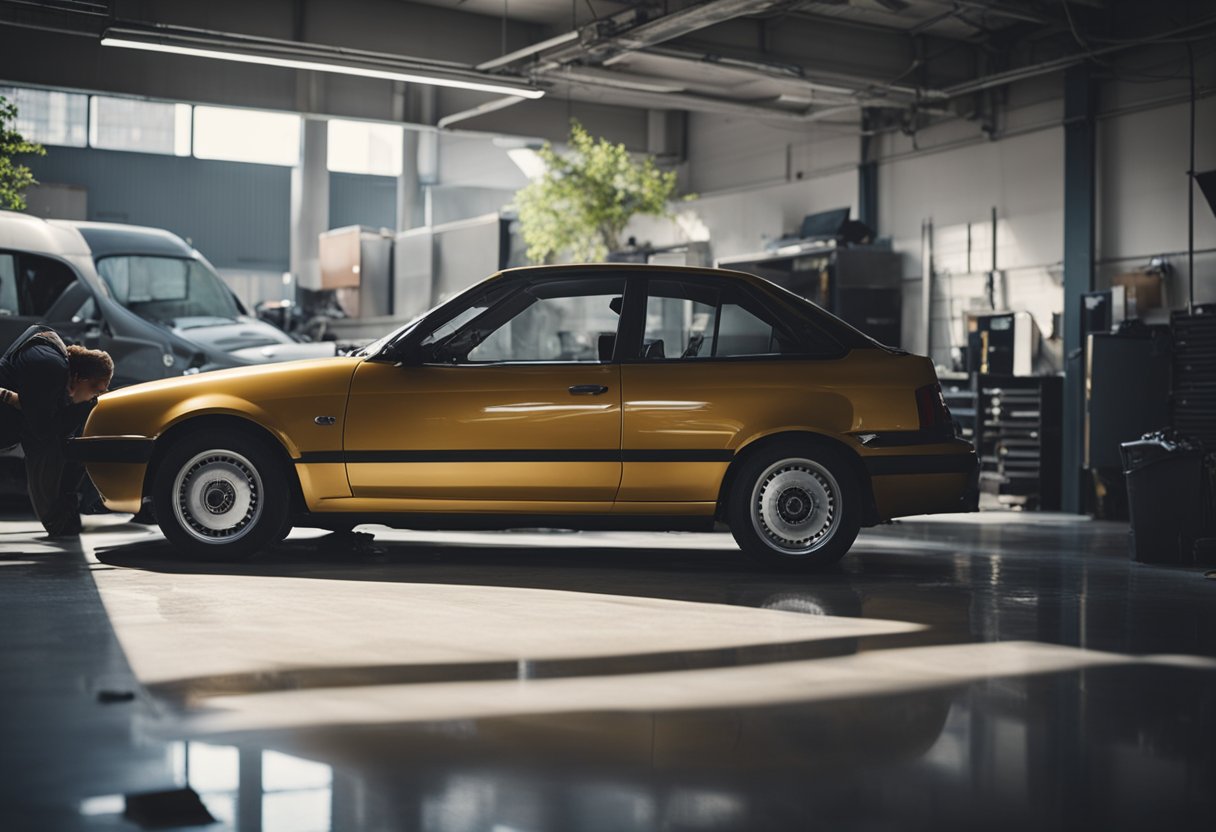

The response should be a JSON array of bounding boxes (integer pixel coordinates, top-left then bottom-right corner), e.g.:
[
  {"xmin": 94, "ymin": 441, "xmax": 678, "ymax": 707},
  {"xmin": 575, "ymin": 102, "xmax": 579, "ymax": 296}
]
[
  {"xmin": 942, "ymin": 15, "xmax": 1216, "ymax": 98},
  {"xmin": 1188, "ymin": 42, "xmax": 1196, "ymax": 312},
  {"xmin": 436, "ymin": 95, "xmax": 526, "ymax": 129},
  {"xmin": 475, "ymin": 30, "xmax": 579, "ymax": 71},
  {"xmin": 550, "ymin": 76, "xmax": 862, "ymax": 122},
  {"xmin": 638, "ymin": 44, "xmax": 948, "ymax": 101}
]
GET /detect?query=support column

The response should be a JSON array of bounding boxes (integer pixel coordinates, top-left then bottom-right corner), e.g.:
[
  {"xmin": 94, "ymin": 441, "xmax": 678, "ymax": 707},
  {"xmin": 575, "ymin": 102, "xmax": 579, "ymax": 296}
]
[
  {"xmin": 397, "ymin": 129, "xmax": 421, "ymax": 231},
  {"xmin": 393, "ymin": 81, "xmax": 421, "ymax": 232},
  {"xmin": 290, "ymin": 117, "xmax": 329, "ymax": 290},
  {"xmin": 858, "ymin": 108, "xmax": 879, "ymax": 233},
  {"xmin": 1061, "ymin": 64, "xmax": 1097, "ymax": 514}
]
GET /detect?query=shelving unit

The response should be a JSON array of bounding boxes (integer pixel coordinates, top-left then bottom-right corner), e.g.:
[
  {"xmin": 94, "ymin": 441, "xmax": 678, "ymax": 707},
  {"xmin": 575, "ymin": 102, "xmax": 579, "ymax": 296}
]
[
  {"xmin": 942, "ymin": 374, "xmax": 1062, "ymax": 510},
  {"xmin": 1171, "ymin": 307, "xmax": 1216, "ymax": 448},
  {"xmin": 974, "ymin": 374, "xmax": 1062, "ymax": 510}
]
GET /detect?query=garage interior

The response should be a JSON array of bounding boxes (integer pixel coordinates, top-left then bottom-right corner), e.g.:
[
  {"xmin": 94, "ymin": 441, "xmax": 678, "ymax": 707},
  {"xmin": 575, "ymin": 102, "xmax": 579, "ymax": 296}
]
[{"xmin": 0, "ymin": 0, "xmax": 1214, "ymax": 829}]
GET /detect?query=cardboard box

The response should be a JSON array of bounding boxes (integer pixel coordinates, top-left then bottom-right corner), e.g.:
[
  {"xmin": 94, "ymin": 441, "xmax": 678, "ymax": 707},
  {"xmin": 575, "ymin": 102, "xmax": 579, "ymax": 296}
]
[
  {"xmin": 1111, "ymin": 272, "xmax": 1163, "ymax": 317},
  {"xmin": 318, "ymin": 226, "xmax": 364, "ymax": 290}
]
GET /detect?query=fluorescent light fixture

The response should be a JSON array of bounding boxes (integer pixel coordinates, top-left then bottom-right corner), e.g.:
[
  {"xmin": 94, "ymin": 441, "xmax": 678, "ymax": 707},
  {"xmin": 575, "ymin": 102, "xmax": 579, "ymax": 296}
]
[{"xmin": 101, "ymin": 33, "xmax": 545, "ymax": 100}]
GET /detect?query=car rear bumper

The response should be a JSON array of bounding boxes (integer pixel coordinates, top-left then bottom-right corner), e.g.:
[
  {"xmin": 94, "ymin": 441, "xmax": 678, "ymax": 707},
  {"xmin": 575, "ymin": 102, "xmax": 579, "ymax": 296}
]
[{"xmin": 861, "ymin": 439, "xmax": 980, "ymax": 519}]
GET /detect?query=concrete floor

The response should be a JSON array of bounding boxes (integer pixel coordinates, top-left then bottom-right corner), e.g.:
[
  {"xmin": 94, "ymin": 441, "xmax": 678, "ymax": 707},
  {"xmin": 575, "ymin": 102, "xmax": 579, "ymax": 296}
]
[{"xmin": 0, "ymin": 510, "xmax": 1213, "ymax": 832}]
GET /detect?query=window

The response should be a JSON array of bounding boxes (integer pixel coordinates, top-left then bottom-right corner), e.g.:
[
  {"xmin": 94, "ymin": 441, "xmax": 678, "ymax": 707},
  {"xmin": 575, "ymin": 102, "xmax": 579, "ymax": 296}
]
[
  {"xmin": 96, "ymin": 256, "xmax": 240, "ymax": 324},
  {"xmin": 193, "ymin": 106, "xmax": 300, "ymax": 166},
  {"xmin": 641, "ymin": 279, "xmax": 804, "ymax": 360},
  {"xmin": 0, "ymin": 86, "xmax": 88, "ymax": 147},
  {"xmin": 0, "ymin": 254, "xmax": 18, "ymax": 315},
  {"xmin": 0, "ymin": 254, "xmax": 80, "ymax": 318},
  {"xmin": 89, "ymin": 95, "xmax": 191, "ymax": 155},
  {"xmin": 327, "ymin": 119, "xmax": 403, "ymax": 175},
  {"xmin": 429, "ymin": 277, "xmax": 624, "ymax": 364}
]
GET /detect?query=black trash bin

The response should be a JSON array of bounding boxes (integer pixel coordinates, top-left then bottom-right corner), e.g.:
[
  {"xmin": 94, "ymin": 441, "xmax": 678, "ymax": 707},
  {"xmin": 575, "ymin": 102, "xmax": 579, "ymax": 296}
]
[{"xmin": 1120, "ymin": 435, "xmax": 1206, "ymax": 564}]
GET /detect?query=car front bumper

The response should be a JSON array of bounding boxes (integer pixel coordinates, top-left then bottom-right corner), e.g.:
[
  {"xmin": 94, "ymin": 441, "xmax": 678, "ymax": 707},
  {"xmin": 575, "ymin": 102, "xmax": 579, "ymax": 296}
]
[{"xmin": 68, "ymin": 436, "xmax": 153, "ymax": 514}]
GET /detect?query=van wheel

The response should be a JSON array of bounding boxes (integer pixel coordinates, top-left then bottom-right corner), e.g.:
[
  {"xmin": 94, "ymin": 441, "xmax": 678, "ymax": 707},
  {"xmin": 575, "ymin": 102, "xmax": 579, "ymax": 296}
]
[
  {"xmin": 727, "ymin": 443, "xmax": 861, "ymax": 569},
  {"xmin": 152, "ymin": 429, "xmax": 290, "ymax": 561}
]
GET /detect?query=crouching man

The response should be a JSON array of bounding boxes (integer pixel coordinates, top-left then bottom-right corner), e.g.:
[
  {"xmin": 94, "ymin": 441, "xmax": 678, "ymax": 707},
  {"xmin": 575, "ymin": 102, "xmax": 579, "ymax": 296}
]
[{"xmin": 0, "ymin": 326, "xmax": 114, "ymax": 537}]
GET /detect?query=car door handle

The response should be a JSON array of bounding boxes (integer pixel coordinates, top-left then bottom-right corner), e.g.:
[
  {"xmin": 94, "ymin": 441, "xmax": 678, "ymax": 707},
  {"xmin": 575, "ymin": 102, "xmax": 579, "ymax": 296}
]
[{"xmin": 569, "ymin": 384, "xmax": 609, "ymax": 395}]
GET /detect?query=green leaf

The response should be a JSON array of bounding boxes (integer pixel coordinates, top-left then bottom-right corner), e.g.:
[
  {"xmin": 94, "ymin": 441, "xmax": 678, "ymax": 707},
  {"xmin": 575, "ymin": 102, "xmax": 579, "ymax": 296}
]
[
  {"xmin": 515, "ymin": 120, "xmax": 682, "ymax": 263},
  {"xmin": 0, "ymin": 95, "xmax": 46, "ymax": 212}
]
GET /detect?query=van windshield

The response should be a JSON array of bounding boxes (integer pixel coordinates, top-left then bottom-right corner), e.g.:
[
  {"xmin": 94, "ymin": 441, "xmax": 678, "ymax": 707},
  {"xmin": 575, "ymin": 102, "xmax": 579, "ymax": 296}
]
[{"xmin": 96, "ymin": 255, "xmax": 241, "ymax": 326}]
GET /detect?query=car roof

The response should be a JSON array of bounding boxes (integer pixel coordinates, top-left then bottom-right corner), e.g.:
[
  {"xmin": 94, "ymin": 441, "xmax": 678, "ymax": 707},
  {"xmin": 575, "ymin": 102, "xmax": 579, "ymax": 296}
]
[
  {"xmin": 495, "ymin": 262, "xmax": 764, "ymax": 285},
  {"xmin": 0, "ymin": 210, "xmax": 93, "ymax": 257},
  {"xmin": 48, "ymin": 220, "xmax": 195, "ymax": 259}
]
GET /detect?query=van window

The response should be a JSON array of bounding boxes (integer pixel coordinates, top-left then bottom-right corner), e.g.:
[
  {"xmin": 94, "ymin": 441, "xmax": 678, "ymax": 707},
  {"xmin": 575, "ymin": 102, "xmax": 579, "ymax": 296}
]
[
  {"xmin": 20, "ymin": 254, "xmax": 78, "ymax": 316},
  {"xmin": 0, "ymin": 254, "xmax": 17, "ymax": 315},
  {"xmin": 96, "ymin": 256, "xmax": 240, "ymax": 324}
]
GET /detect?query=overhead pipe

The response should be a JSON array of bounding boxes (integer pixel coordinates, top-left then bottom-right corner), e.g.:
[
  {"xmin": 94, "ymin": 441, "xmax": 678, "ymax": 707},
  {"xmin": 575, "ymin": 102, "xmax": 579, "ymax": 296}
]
[
  {"xmin": 942, "ymin": 14, "xmax": 1216, "ymax": 98},
  {"xmin": 550, "ymin": 75, "xmax": 863, "ymax": 123},
  {"xmin": 437, "ymin": 95, "xmax": 527, "ymax": 129}
]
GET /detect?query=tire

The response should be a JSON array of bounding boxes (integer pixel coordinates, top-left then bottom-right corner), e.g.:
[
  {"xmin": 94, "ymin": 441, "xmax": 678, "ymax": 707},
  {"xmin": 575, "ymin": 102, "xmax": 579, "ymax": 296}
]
[
  {"xmin": 727, "ymin": 442, "xmax": 862, "ymax": 570},
  {"xmin": 151, "ymin": 428, "xmax": 291, "ymax": 561}
]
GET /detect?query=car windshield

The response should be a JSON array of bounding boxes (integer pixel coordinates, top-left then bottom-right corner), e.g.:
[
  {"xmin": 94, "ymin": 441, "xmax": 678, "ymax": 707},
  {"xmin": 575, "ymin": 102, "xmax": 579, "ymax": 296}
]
[{"xmin": 96, "ymin": 255, "xmax": 241, "ymax": 325}]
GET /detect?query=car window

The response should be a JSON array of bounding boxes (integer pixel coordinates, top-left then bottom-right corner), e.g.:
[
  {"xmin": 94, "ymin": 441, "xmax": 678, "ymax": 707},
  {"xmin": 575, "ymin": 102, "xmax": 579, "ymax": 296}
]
[
  {"xmin": 448, "ymin": 276, "xmax": 625, "ymax": 364},
  {"xmin": 0, "ymin": 253, "xmax": 17, "ymax": 315},
  {"xmin": 641, "ymin": 278, "xmax": 804, "ymax": 360},
  {"xmin": 18, "ymin": 253, "xmax": 77, "ymax": 317}
]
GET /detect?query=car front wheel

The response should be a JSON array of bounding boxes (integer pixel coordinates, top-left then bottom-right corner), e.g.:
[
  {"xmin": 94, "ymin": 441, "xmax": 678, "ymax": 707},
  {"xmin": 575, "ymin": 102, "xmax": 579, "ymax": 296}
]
[
  {"xmin": 152, "ymin": 429, "xmax": 290, "ymax": 561},
  {"xmin": 727, "ymin": 443, "xmax": 861, "ymax": 569}
]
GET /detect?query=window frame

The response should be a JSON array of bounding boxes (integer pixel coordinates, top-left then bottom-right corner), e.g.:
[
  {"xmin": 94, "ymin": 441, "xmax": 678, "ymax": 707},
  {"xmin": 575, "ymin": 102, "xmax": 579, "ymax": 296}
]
[{"xmin": 619, "ymin": 273, "xmax": 849, "ymax": 364}]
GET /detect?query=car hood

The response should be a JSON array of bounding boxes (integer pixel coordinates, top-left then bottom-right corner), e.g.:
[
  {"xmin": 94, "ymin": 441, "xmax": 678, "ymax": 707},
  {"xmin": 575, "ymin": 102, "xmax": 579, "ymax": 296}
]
[
  {"xmin": 86, "ymin": 356, "xmax": 364, "ymax": 450},
  {"xmin": 98, "ymin": 356, "xmax": 361, "ymax": 404},
  {"xmin": 172, "ymin": 316, "xmax": 337, "ymax": 361}
]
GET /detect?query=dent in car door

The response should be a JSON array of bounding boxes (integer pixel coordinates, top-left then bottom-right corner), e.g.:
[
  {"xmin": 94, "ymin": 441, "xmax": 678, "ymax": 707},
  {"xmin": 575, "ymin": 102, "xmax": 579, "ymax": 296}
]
[{"xmin": 342, "ymin": 362, "xmax": 622, "ymax": 508}]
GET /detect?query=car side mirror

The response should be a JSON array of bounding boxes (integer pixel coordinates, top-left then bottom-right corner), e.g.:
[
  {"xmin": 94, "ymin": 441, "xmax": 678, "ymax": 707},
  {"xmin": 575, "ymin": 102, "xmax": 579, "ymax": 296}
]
[{"xmin": 392, "ymin": 340, "xmax": 426, "ymax": 367}]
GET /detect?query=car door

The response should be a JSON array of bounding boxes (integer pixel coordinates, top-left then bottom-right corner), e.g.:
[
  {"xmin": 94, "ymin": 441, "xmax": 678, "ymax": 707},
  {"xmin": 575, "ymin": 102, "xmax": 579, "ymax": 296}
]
[
  {"xmin": 343, "ymin": 273, "xmax": 627, "ymax": 510},
  {"xmin": 618, "ymin": 275, "xmax": 831, "ymax": 505}
]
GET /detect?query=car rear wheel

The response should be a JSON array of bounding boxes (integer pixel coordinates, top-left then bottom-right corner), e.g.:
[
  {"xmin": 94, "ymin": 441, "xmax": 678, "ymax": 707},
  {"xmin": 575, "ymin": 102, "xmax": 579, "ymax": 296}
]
[
  {"xmin": 152, "ymin": 429, "xmax": 290, "ymax": 561},
  {"xmin": 727, "ymin": 443, "xmax": 861, "ymax": 569}
]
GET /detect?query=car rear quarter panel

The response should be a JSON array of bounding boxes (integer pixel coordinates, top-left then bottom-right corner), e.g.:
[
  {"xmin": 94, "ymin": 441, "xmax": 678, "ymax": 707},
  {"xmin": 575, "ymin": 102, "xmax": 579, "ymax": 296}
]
[{"xmin": 619, "ymin": 349, "xmax": 932, "ymax": 496}]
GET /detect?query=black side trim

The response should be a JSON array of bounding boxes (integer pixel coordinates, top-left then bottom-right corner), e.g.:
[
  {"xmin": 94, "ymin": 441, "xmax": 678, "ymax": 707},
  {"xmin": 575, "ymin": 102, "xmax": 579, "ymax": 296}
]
[
  {"xmin": 67, "ymin": 437, "xmax": 155, "ymax": 464},
  {"xmin": 294, "ymin": 512, "xmax": 717, "ymax": 533},
  {"xmin": 851, "ymin": 427, "xmax": 958, "ymax": 447},
  {"xmin": 297, "ymin": 449, "xmax": 735, "ymax": 464},
  {"xmin": 865, "ymin": 453, "xmax": 978, "ymax": 476}
]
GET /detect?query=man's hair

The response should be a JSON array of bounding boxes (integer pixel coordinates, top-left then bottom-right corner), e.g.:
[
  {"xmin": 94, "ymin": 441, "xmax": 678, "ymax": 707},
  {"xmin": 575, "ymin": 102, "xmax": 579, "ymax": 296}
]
[{"xmin": 66, "ymin": 345, "xmax": 114, "ymax": 381}]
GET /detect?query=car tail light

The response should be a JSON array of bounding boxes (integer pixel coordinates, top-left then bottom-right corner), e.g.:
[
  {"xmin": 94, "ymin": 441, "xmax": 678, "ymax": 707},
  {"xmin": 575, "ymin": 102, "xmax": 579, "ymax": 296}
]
[{"xmin": 915, "ymin": 383, "xmax": 952, "ymax": 431}]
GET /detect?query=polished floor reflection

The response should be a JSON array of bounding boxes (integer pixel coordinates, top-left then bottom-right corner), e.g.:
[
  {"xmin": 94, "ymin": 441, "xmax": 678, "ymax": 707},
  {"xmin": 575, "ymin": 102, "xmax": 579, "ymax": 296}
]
[{"xmin": 0, "ymin": 511, "xmax": 1213, "ymax": 831}]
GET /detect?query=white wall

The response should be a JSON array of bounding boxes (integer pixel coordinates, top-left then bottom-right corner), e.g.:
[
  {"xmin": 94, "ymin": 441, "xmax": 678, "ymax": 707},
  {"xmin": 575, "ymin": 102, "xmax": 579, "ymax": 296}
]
[
  {"xmin": 878, "ymin": 125, "xmax": 1065, "ymax": 361},
  {"xmin": 1096, "ymin": 92, "xmax": 1216, "ymax": 308},
  {"xmin": 649, "ymin": 62, "xmax": 1215, "ymax": 362},
  {"xmin": 626, "ymin": 112, "xmax": 859, "ymax": 264}
]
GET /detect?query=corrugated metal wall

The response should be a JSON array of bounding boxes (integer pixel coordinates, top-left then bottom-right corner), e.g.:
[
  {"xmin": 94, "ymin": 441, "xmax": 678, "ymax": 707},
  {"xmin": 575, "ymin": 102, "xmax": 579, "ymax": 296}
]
[
  {"xmin": 329, "ymin": 172, "xmax": 397, "ymax": 232},
  {"xmin": 25, "ymin": 146, "xmax": 292, "ymax": 271}
]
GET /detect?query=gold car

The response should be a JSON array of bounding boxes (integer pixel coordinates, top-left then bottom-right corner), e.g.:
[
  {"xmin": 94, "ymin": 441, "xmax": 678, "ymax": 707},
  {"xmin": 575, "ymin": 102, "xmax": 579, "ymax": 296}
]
[{"xmin": 73, "ymin": 265, "xmax": 977, "ymax": 567}]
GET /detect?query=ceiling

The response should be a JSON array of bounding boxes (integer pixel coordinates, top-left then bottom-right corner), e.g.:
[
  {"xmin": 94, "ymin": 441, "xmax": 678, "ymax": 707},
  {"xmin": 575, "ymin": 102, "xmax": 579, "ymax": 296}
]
[{"xmin": 0, "ymin": 0, "xmax": 1212, "ymax": 138}]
